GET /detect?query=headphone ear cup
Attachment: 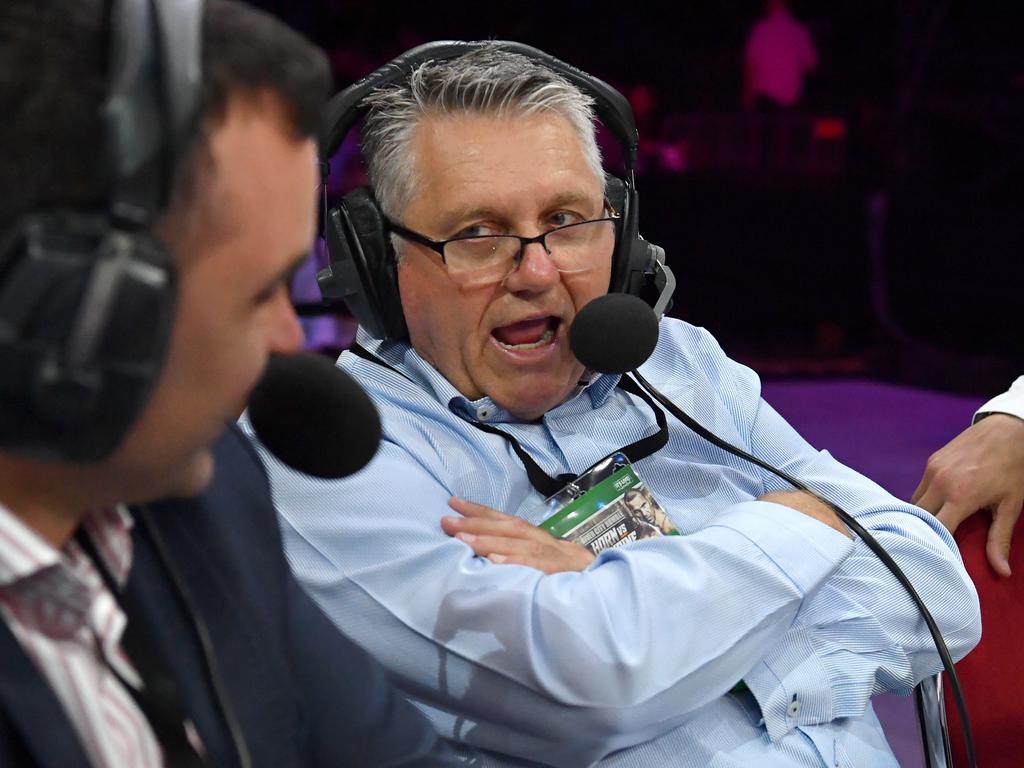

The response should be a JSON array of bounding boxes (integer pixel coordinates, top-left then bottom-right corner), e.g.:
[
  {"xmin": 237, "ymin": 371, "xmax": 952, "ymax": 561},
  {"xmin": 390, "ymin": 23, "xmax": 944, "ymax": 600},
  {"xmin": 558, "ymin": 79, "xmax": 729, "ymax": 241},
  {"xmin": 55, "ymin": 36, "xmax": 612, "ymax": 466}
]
[
  {"xmin": 0, "ymin": 213, "xmax": 176, "ymax": 461},
  {"xmin": 320, "ymin": 186, "xmax": 407, "ymax": 340},
  {"xmin": 605, "ymin": 172, "xmax": 647, "ymax": 296},
  {"xmin": 604, "ymin": 172, "xmax": 627, "ymax": 216}
]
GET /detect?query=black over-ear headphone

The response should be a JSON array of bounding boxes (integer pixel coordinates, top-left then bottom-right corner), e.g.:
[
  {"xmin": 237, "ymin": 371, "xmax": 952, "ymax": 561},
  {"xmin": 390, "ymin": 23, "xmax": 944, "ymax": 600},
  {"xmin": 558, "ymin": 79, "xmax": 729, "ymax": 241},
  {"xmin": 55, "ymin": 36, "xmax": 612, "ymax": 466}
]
[
  {"xmin": 0, "ymin": 0, "xmax": 202, "ymax": 462},
  {"xmin": 316, "ymin": 40, "xmax": 675, "ymax": 341}
]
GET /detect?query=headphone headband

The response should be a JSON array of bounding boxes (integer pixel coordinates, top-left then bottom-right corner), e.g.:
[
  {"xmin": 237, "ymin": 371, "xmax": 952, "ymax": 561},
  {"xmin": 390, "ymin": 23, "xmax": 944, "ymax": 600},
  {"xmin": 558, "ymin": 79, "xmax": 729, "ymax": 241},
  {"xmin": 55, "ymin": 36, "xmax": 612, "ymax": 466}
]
[
  {"xmin": 319, "ymin": 40, "xmax": 639, "ymax": 176},
  {"xmin": 105, "ymin": 0, "xmax": 202, "ymax": 227}
]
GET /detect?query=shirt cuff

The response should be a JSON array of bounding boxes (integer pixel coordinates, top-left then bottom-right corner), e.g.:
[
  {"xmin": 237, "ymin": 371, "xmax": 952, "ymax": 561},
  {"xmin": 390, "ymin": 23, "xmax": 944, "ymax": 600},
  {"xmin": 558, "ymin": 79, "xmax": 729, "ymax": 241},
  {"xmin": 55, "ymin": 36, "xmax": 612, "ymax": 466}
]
[
  {"xmin": 709, "ymin": 500, "xmax": 855, "ymax": 596},
  {"xmin": 974, "ymin": 375, "xmax": 1024, "ymax": 423},
  {"xmin": 742, "ymin": 624, "xmax": 832, "ymax": 742}
]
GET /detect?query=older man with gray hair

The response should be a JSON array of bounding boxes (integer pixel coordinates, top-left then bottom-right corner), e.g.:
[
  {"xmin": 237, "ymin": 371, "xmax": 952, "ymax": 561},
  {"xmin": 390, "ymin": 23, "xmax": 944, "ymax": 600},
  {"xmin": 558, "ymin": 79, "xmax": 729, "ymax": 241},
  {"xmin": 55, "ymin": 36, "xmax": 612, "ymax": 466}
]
[{"xmin": 248, "ymin": 43, "xmax": 980, "ymax": 768}]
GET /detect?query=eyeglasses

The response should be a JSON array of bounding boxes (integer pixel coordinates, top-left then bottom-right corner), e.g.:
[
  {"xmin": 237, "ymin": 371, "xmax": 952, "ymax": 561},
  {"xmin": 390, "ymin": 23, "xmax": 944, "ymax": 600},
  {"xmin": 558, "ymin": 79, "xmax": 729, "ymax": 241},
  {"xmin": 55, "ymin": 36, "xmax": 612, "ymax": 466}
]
[{"xmin": 385, "ymin": 215, "xmax": 620, "ymax": 288}]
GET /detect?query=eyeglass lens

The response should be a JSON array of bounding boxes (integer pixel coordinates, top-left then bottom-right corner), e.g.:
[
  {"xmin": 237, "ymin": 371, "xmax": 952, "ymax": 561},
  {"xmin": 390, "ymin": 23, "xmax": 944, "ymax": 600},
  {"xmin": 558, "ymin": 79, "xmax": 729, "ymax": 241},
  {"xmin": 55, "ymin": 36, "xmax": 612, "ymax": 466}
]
[{"xmin": 445, "ymin": 219, "xmax": 616, "ymax": 287}]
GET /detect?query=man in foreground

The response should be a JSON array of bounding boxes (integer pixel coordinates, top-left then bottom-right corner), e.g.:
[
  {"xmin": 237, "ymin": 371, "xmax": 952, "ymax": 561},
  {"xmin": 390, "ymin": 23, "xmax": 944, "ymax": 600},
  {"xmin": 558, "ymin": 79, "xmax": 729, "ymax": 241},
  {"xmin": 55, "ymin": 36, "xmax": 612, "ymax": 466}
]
[
  {"xmin": 0, "ymin": 2, "xmax": 454, "ymax": 765},
  {"xmin": 255, "ymin": 44, "xmax": 981, "ymax": 767}
]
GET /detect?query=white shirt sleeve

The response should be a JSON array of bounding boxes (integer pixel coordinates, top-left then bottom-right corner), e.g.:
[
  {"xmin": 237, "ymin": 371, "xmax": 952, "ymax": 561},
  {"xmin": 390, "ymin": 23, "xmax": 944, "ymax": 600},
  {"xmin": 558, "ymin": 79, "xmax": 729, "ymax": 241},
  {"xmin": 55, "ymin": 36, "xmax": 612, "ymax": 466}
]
[{"xmin": 974, "ymin": 376, "xmax": 1024, "ymax": 423}]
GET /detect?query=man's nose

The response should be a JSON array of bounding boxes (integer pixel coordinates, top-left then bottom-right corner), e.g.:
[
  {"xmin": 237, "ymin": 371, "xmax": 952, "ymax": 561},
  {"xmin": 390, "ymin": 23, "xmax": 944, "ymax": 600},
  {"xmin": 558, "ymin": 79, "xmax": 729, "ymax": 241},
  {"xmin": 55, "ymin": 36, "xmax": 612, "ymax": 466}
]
[
  {"xmin": 504, "ymin": 239, "xmax": 559, "ymax": 292},
  {"xmin": 270, "ymin": 294, "xmax": 305, "ymax": 355}
]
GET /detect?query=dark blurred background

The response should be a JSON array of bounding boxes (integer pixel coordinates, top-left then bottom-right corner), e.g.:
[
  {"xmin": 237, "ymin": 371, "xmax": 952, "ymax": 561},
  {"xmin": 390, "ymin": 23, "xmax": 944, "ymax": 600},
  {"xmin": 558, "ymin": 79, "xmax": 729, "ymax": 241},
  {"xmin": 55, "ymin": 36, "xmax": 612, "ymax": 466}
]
[{"xmin": 251, "ymin": 0, "xmax": 1023, "ymax": 396}]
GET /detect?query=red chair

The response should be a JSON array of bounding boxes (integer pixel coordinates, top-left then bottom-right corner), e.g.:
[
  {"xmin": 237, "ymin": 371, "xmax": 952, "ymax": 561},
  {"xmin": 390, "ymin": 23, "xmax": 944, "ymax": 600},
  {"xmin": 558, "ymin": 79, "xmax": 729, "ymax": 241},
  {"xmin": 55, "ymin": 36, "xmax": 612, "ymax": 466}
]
[{"xmin": 942, "ymin": 510, "xmax": 1024, "ymax": 766}]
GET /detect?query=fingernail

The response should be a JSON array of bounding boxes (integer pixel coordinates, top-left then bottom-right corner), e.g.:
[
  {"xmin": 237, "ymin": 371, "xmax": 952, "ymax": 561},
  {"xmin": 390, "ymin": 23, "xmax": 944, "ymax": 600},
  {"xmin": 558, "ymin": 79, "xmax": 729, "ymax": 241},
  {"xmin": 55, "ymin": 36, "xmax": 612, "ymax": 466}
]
[
  {"xmin": 456, "ymin": 532, "xmax": 476, "ymax": 543},
  {"xmin": 442, "ymin": 516, "xmax": 460, "ymax": 526},
  {"xmin": 488, "ymin": 553, "xmax": 506, "ymax": 563}
]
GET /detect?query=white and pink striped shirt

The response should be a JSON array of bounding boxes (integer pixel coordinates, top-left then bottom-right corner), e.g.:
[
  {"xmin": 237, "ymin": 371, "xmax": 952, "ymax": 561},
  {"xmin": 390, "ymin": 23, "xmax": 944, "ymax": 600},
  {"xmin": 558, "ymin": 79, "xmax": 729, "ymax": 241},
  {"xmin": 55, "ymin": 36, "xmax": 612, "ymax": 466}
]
[{"xmin": 0, "ymin": 503, "xmax": 165, "ymax": 768}]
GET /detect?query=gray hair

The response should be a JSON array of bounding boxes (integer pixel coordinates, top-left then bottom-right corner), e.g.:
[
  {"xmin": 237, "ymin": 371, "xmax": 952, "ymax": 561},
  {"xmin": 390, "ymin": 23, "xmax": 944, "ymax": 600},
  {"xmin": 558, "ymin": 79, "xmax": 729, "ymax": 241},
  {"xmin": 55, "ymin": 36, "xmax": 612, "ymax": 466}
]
[{"xmin": 360, "ymin": 45, "xmax": 604, "ymax": 229}]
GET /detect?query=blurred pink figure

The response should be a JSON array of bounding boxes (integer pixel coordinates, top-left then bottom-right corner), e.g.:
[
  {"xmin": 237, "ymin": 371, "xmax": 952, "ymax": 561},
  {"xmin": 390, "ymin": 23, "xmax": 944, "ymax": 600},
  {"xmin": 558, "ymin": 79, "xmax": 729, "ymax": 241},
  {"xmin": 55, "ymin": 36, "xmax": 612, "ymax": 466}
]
[{"xmin": 743, "ymin": 0, "xmax": 818, "ymax": 110}]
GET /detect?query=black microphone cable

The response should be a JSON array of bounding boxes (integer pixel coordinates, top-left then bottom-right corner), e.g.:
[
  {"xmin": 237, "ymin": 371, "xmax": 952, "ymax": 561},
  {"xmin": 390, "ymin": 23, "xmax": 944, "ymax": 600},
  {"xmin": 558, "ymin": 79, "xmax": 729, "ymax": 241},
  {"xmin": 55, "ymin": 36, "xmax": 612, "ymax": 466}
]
[{"xmin": 627, "ymin": 366, "xmax": 975, "ymax": 768}]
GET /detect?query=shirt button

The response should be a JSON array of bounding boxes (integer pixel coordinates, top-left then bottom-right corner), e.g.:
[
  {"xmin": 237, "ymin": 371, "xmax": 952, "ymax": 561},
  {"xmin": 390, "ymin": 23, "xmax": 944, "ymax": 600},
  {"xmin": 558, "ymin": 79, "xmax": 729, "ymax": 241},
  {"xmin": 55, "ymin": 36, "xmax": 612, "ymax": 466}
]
[
  {"xmin": 476, "ymin": 406, "xmax": 493, "ymax": 421},
  {"xmin": 787, "ymin": 697, "xmax": 802, "ymax": 718}
]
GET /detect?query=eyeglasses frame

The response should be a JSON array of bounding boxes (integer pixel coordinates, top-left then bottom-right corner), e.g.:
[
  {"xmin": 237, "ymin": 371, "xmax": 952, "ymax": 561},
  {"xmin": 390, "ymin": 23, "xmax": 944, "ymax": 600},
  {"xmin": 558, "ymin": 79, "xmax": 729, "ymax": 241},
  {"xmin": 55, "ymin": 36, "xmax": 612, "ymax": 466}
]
[{"xmin": 384, "ymin": 210, "xmax": 622, "ymax": 280}]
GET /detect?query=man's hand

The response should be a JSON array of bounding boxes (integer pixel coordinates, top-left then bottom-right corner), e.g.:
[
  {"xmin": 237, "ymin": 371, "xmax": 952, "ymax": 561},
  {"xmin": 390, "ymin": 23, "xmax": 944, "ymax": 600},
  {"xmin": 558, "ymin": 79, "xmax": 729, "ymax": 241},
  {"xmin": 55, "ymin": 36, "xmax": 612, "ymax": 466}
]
[
  {"xmin": 442, "ymin": 498, "xmax": 596, "ymax": 574},
  {"xmin": 912, "ymin": 413, "xmax": 1024, "ymax": 577},
  {"xmin": 759, "ymin": 490, "xmax": 852, "ymax": 538}
]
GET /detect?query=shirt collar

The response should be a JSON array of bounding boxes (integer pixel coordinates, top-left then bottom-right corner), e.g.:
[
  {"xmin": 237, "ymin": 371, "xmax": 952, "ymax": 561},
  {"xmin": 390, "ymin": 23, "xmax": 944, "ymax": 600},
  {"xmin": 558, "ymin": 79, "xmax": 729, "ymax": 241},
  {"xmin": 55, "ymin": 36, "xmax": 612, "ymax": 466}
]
[
  {"xmin": 354, "ymin": 328, "xmax": 624, "ymax": 424},
  {"xmin": 0, "ymin": 503, "xmax": 134, "ymax": 588}
]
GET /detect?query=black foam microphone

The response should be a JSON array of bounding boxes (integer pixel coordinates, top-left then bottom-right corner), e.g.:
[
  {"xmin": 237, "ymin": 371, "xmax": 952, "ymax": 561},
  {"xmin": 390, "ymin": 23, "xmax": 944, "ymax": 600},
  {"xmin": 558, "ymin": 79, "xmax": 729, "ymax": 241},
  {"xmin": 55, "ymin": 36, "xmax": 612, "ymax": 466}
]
[
  {"xmin": 570, "ymin": 293, "xmax": 660, "ymax": 374},
  {"xmin": 248, "ymin": 353, "xmax": 381, "ymax": 479}
]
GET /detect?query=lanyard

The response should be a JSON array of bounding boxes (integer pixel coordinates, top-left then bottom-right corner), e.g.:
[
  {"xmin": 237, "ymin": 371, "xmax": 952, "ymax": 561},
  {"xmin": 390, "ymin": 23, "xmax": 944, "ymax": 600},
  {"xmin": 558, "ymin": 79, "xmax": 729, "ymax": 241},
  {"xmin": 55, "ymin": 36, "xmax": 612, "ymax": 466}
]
[
  {"xmin": 349, "ymin": 342, "xmax": 669, "ymax": 497},
  {"xmin": 466, "ymin": 374, "xmax": 668, "ymax": 496}
]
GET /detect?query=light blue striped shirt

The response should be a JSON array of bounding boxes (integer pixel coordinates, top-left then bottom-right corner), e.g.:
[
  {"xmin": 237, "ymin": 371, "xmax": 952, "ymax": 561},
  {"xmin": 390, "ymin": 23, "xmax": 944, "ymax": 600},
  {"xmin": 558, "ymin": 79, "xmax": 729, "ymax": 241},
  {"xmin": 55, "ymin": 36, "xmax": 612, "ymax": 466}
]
[{"xmin": 244, "ymin": 318, "xmax": 980, "ymax": 768}]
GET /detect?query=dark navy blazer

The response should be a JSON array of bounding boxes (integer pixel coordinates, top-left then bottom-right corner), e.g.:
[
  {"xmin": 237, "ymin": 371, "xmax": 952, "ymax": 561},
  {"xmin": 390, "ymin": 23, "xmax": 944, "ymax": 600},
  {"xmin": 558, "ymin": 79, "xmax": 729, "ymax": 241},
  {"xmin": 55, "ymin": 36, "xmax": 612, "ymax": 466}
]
[{"xmin": 0, "ymin": 425, "xmax": 458, "ymax": 767}]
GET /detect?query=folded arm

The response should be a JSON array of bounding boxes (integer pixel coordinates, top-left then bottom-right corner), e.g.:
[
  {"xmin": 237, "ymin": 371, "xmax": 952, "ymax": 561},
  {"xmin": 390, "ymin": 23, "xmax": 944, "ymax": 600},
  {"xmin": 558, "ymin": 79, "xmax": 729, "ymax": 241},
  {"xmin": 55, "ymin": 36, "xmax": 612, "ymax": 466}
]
[
  {"xmin": 267, "ymin": 437, "xmax": 854, "ymax": 764},
  {"xmin": 742, "ymin": 396, "xmax": 982, "ymax": 740}
]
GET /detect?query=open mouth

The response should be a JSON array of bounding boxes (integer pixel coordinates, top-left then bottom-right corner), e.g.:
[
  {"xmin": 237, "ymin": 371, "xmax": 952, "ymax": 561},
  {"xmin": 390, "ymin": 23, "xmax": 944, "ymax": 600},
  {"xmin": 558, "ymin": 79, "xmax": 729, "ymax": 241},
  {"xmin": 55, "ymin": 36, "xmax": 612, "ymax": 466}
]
[{"xmin": 491, "ymin": 316, "xmax": 560, "ymax": 351}]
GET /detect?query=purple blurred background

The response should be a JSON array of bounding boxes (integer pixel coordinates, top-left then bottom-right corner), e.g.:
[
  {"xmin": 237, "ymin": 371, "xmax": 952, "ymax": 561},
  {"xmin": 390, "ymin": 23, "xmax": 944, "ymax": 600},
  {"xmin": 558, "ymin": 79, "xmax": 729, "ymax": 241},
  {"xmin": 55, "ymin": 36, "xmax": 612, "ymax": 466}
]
[{"xmin": 253, "ymin": 0, "xmax": 1022, "ymax": 397}]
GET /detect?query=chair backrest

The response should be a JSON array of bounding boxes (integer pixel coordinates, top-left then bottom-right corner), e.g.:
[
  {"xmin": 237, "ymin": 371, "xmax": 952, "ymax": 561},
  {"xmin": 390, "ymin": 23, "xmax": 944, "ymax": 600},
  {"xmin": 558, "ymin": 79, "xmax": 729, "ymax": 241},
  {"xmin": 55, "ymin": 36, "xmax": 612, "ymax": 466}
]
[
  {"xmin": 916, "ymin": 674, "xmax": 952, "ymax": 767},
  {"xmin": 943, "ymin": 509, "xmax": 1024, "ymax": 767}
]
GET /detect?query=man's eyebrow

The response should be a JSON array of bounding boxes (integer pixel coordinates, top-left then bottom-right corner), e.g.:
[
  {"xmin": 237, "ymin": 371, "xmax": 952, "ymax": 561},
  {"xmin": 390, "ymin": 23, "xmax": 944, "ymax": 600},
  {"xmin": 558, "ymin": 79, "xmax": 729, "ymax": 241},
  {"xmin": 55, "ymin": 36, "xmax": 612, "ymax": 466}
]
[
  {"xmin": 434, "ymin": 206, "xmax": 503, "ymax": 235},
  {"xmin": 257, "ymin": 251, "xmax": 308, "ymax": 299},
  {"xmin": 544, "ymin": 190, "xmax": 595, "ymax": 210},
  {"xmin": 435, "ymin": 191, "xmax": 601, "ymax": 234}
]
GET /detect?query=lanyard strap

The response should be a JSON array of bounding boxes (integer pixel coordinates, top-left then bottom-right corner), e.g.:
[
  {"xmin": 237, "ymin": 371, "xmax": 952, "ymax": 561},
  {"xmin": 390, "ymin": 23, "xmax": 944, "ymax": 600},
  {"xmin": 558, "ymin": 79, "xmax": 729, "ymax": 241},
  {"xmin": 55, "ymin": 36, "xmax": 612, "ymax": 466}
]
[
  {"xmin": 77, "ymin": 528, "xmax": 208, "ymax": 768},
  {"xmin": 349, "ymin": 342, "xmax": 668, "ymax": 497},
  {"xmin": 468, "ymin": 374, "xmax": 668, "ymax": 496}
]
